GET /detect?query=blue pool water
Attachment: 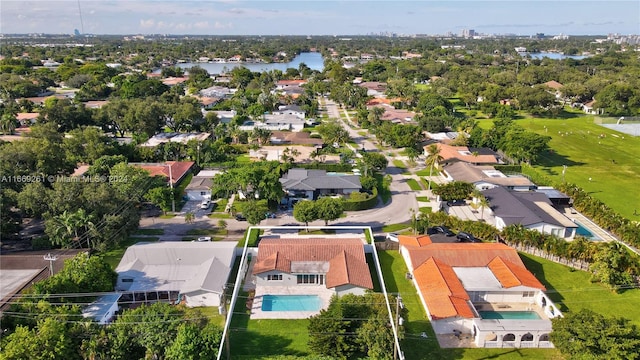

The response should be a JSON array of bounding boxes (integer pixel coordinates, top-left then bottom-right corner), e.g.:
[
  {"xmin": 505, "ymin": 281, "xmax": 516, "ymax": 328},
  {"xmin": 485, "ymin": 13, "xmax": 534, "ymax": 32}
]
[
  {"xmin": 575, "ymin": 221, "xmax": 601, "ymax": 240},
  {"xmin": 479, "ymin": 311, "xmax": 541, "ymax": 320},
  {"xmin": 261, "ymin": 295, "xmax": 320, "ymax": 312}
]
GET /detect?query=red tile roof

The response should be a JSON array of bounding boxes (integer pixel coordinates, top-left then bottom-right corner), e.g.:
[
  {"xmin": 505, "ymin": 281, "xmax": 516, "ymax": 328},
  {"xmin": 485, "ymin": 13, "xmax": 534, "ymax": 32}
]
[
  {"xmin": 405, "ymin": 242, "xmax": 545, "ymax": 319},
  {"xmin": 398, "ymin": 235, "xmax": 432, "ymax": 247},
  {"xmin": 414, "ymin": 258, "xmax": 475, "ymax": 319},
  {"xmin": 132, "ymin": 161, "xmax": 194, "ymax": 185},
  {"xmin": 543, "ymin": 80, "xmax": 564, "ymax": 90},
  {"xmin": 488, "ymin": 257, "xmax": 546, "ymax": 290},
  {"xmin": 424, "ymin": 143, "xmax": 498, "ymax": 164},
  {"xmin": 253, "ymin": 238, "xmax": 373, "ymax": 290},
  {"xmin": 406, "ymin": 243, "xmax": 524, "ymax": 269}
]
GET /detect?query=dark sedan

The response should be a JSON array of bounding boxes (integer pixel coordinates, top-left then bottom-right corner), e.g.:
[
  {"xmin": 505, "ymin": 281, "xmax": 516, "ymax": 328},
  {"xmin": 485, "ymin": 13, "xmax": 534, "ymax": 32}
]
[
  {"xmin": 456, "ymin": 231, "xmax": 481, "ymax": 243},
  {"xmin": 432, "ymin": 226, "xmax": 456, "ymax": 237}
]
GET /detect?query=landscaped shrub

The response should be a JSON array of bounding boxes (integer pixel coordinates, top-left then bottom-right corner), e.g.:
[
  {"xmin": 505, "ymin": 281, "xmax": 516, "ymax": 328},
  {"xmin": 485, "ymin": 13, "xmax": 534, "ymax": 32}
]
[
  {"xmin": 493, "ymin": 164, "xmax": 522, "ymax": 173},
  {"xmin": 343, "ymin": 187, "xmax": 378, "ymax": 211}
]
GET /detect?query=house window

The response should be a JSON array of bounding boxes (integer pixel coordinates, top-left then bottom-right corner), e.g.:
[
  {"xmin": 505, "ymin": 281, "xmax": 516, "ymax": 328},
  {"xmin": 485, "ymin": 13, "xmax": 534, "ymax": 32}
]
[
  {"xmin": 267, "ymin": 274, "xmax": 282, "ymax": 281},
  {"xmin": 122, "ymin": 278, "xmax": 133, "ymax": 283},
  {"xmin": 296, "ymin": 274, "xmax": 323, "ymax": 285},
  {"xmin": 522, "ymin": 291, "xmax": 535, "ymax": 297},
  {"xmin": 200, "ymin": 191, "xmax": 207, "ymax": 196}
]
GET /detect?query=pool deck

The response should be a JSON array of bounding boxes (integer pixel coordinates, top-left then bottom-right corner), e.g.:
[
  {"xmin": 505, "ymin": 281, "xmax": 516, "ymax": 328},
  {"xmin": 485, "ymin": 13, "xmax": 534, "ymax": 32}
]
[
  {"xmin": 248, "ymin": 286, "xmax": 334, "ymax": 319},
  {"xmin": 562, "ymin": 207, "xmax": 617, "ymax": 242}
]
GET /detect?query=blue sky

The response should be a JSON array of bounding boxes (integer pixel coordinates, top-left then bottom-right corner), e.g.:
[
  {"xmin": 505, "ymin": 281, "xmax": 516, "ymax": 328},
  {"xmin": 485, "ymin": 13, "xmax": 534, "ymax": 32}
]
[{"xmin": 1, "ymin": 1, "xmax": 638, "ymax": 36}]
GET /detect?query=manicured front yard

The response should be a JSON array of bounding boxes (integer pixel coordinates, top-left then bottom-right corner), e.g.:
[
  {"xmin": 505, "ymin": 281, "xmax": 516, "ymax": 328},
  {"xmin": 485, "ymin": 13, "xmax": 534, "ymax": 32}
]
[{"xmin": 406, "ymin": 178, "xmax": 423, "ymax": 191}]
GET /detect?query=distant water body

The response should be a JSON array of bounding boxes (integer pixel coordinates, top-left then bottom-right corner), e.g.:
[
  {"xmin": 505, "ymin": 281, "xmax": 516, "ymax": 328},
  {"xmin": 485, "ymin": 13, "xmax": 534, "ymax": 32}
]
[
  {"xmin": 521, "ymin": 52, "xmax": 589, "ymax": 60},
  {"xmin": 177, "ymin": 52, "xmax": 324, "ymax": 74}
]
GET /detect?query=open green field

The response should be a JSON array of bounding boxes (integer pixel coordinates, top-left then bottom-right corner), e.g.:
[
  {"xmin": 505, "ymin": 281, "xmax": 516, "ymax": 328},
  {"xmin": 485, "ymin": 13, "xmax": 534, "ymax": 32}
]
[{"xmin": 518, "ymin": 116, "xmax": 640, "ymax": 219}]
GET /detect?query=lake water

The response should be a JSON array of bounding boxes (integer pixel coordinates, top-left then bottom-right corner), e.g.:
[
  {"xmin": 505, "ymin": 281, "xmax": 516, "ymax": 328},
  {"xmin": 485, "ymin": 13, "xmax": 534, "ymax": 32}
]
[
  {"xmin": 520, "ymin": 52, "xmax": 589, "ymax": 60},
  {"xmin": 177, "ymin": 52, "xmax": 324, "ymax": 74}
]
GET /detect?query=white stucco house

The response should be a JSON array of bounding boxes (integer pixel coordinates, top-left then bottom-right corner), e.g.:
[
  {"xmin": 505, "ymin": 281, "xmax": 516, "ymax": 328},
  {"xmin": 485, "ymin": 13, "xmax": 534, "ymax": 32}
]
[
  {"xmin": 399, "ymin": 235, "xmax": 562, "ymax": 349},
  {"xmin": 482, "ymin": 187, "xmax": 578, "ymax": 239},
  {"xmin": 115, "ymin": 242, "xmax": 237, "ymax": 307},
  {"xmin": 185, "ymin": 170, "xmax": 221, "ymax": 201},
  {"xmin": 442, "ymin": 163, "xmax": 536, "ymax": 191}
]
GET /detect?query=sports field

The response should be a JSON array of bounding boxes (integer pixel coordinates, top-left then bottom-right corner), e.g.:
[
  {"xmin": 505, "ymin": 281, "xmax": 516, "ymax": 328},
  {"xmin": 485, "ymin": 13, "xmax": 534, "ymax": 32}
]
[{"xmin": 481, "ymin": 116, "xmax": 640, "ymax": 219}]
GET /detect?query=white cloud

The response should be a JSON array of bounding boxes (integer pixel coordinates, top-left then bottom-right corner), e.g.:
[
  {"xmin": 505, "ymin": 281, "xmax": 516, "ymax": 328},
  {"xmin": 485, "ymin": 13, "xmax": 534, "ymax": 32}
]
[
  {"xmin": 139, "ymin": 19, "xmax": 155, "ymax": 28},
  {"xmin": 194, "ymin": 21, "xmax": 210, "ymax": 29},
  {"xmin": 214, "ymin": 21, "xmax": 232, "ymax": 29}
]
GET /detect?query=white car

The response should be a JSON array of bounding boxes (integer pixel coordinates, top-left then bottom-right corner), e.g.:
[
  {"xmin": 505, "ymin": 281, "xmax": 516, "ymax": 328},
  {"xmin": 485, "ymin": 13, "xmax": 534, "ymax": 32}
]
[
  {"xmin": 200, "ymin": 200, "xmax": 210, "ymax": 209},
  {"xmin": 196, "ymin": 236, "xmax": 211, "ymax": 242},
  {"xmin": 386, "ymin": 233, "xmax": 399, "ymax": 242}
]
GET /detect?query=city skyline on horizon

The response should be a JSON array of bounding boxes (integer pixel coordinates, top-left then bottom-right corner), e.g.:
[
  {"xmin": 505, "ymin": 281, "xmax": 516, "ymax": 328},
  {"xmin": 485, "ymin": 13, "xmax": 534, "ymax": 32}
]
[{"xmin": 1, "ymin": 1, "xmax": 639, "ymax": 37}]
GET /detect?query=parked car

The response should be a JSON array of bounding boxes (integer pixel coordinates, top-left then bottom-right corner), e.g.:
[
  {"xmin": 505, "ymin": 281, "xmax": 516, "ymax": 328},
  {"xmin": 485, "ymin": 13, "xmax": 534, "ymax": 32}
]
[
  {"xmin": 200, "ymin": 200, "xmax": 210, "ymax": 209},
  {"xmin": 456, "ymin": 231, "xmax": 481, "ymax": 243},
  {"xmin": 196, "ymin": 236, "xmax": 211, "ymax": 242},
  {"xmin": 386, "ymin": 233, "xmax": 399, "ymax": 242},
  {"xmin": 432, "ymin": 226, "xmax": 455, "ymax": 237},
  {"xmin": 446, "ymin": 199, "xmax": 466, "ymax": 207},
  {"xmin": 235, "ymin": 213, "xmax": 247, "ymax": 221}
]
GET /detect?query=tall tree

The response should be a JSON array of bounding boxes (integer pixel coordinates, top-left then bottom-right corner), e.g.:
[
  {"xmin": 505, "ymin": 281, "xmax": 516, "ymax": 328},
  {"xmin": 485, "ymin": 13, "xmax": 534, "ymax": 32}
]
[{"xmin": 424, "ymin": 143, "xmax": 443, "ymax": 192}]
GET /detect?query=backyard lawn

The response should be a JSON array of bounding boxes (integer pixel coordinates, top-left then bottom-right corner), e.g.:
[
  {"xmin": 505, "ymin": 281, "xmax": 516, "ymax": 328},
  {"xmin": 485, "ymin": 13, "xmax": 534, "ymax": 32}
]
[{"xmin": 519, "ymin": 252, "xmax": 640, "ymax": 325}]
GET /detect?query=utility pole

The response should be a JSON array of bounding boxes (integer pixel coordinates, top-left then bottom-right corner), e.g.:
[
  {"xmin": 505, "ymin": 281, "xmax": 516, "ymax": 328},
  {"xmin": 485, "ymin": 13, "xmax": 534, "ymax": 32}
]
[
  {"xmin": 393, "ymin": 295, "xmax": 403, "ymax": 360},
  {"xmin": 167, "ymin": 164, "xmax": 175, "ymax": 213},
  {"xmin": 43, "ymin": 253, "xmax": 58, "ymax": 276}
]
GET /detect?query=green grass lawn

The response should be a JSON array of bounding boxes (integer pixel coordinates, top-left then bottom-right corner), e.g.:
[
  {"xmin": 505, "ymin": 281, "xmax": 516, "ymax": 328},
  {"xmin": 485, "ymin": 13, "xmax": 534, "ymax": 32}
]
[
  {"xmin": 393, "ymin": 159, "xmax": 407, "ymax": 169},
  {"xmin": 416, "ymin": 168, "xmax": 439, "ymax": 176},
  {"xmin": 186, "ymin": 228, "xmax": 228, "ymax": 236},
  {"xmin": 519, "ymin": 252, "xmax": 640, "ymax": 325},
  {"xmin": 382, "ymin": 223, "xmax": 412, "ymax": 233},
  {"xmin": 416, "ymin": 196, "xmax": 430, "ymax": 202},
  {"xmin": 378, "ymin": 250, "xmax": 561, "ymax": 359},
  {"xmin": 100, "ymin": 237, "xmax": 159, "ymax": 269},
  {"xmin": 518, "ymin": 116, "xmax": 640, "ymax": 219},
  {"xmin": 159, "ymin": 214, "xmax": 176, "ymax": 219},
  {"xmin": 406, "ymin": 178, "xmax": 423, "ymax": 191},
  {"xmin": 228, "ymin": 291, "xmax": 312, "ymax": 359},
  {"xmin": 209, "ymin": 213, "xmax": 233, "ymax": 219}
]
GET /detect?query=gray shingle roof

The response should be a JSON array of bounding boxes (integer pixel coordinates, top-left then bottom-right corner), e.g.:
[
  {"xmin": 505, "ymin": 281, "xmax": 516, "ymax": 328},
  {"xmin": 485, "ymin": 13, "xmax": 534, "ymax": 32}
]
[
  {"xmin": 280, "ymin": 169, "xmax": 361, "ymax": 191},
  {"xmin": 482, "ymin": 187, "xmax": 575, "ymax": 228}
]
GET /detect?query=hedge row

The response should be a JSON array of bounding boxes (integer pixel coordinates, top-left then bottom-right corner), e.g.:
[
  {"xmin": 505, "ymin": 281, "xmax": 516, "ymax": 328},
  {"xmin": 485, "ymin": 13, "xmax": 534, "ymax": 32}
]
[
  {"xmin": 343, "ymin": 187, "xmax": 378, "ymax": 211},
  {"xmin": 493, "ymin": 165, "xmax": 522, "ymax": 173},
  {"xmin": 297, "ymin": 163, "xmax": 353, "ymax": 172}
]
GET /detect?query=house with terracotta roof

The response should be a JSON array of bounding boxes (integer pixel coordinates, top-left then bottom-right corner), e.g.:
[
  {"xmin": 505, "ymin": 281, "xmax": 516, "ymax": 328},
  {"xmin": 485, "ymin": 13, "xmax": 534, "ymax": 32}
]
[
  {"xmin": 130, "ymin": 161, "xmax": 195, "ymax": 186},
  {"xmin": 16, "ymin": 112, "xmax": 39, "ymax": 126},
  {"xmin": 482, "ymin": 187, "xmax": 578, "ymax": 239},
  {"xmin": 442, "ymin": 162, "xmax": 535, "ymax": 191},
  {"xmin": 251, "ymin": 238, "xmax": 373, "ymax": 317},
  {"xmin": 399, "ymin": 235, "xmax": 561, "ymax": 348},
  {"xmin": 424, "ymin": 143, "xmax": 500, "ymax": 165}
]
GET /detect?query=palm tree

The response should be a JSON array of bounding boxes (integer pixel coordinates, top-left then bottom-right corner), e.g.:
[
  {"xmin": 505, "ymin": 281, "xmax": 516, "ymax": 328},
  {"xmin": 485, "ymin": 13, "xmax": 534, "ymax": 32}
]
[
  {"xmin": 424, "ymin": 144, "xmax": 443, "ymax": 194},
  {"xmin": 0, "ymin": 113, "xmax": 17, "ymax": 135}
]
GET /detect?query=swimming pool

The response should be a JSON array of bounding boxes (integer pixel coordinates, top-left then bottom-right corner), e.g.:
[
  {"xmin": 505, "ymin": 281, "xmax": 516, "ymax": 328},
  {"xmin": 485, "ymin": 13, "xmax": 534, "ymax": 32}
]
[
  {"xmin": 575, "ymin": 221, "xmax": 602, "ymax": 240},
  {"xmin": 479, "ymin": 311, "xmax": 541, "ymax": 320},
  {"xmin": 261, "ymin": 295, "xmax": 320, "ymax": 312}
]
